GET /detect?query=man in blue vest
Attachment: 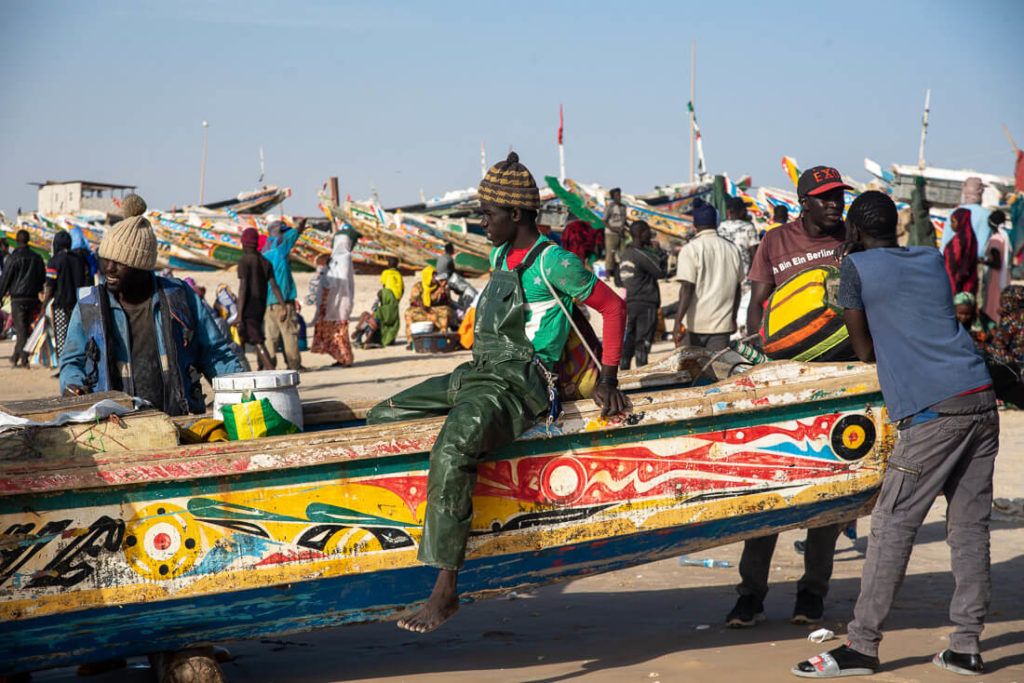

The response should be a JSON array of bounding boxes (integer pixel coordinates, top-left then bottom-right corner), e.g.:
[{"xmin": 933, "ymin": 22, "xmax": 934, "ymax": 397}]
[{"xmin": 60, "ymin": 195, "xmax": 244, "ymax": 415}]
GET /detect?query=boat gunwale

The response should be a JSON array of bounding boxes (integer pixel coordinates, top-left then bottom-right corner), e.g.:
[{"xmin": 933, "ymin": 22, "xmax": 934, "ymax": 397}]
[{"xmin": 0, "ymin": 361, "xmax": 882, "ymax": 497}]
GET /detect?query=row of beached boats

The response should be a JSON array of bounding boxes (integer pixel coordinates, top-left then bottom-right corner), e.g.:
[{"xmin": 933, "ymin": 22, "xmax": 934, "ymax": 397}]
[
  {"xmin": 6, "ymin": 155, "xmax": 1013, "ymax": 280},
  {"xmin": 0, "ymin": 161, "xmax": 801, "ymax": 277}
]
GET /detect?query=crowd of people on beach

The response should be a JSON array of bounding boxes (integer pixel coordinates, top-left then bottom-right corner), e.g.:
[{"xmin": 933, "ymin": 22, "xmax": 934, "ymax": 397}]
[{"xmin": 3, "ymin": 150, "xmax": 1023, "ymax": 678}]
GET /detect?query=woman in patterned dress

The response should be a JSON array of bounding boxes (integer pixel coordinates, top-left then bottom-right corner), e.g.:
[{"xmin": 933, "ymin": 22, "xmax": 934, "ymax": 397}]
[{"xmin": 311, "ymin": 224, "xmax": 358, "ymax": 366}]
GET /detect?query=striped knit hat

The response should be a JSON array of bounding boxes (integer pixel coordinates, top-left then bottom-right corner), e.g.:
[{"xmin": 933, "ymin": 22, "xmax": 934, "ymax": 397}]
[{"xmin": 478, "ymin": 152, "xmax": 540, "ymax": 211}]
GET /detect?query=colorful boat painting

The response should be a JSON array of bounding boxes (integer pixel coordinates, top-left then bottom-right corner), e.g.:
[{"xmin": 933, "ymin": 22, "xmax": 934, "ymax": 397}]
[
  {"xmin": 545, "ymin": 177, "xmax": 695, "ymax": 241},
  {"xmin": 191, "ymin": 186, "xmax": 292, "ymax": 215},
  {"xmin": 0, "ymin": 358, "xmax": 891, "ymax": 677}
]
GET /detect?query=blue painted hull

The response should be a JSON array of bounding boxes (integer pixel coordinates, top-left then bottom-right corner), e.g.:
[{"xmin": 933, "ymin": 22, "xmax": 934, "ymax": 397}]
[{"xmin": 0, "ymin": 491, "xmax": 873, "ymax": 674}]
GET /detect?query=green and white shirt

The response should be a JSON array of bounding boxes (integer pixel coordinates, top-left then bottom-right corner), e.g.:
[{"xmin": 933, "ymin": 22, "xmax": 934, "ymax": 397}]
[{"xmin": 489, "ymin": 236, "xmax": 597, "ymax": 366}]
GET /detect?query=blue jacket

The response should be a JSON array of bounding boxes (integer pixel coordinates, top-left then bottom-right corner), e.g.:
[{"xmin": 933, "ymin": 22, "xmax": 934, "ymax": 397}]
[{"xmin": 60, "ymin": 276, "xmax": 244, "ymax": 415}]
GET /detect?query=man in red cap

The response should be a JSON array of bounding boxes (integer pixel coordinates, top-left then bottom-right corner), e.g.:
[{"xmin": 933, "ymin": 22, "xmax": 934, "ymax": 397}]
[
  {"xmin": 725, "ymin": 166, "xmax": 853, "ymax": 629},
  {"xmin": 236, "ymin": 227, "xmax": 286, "ymax": 371}
]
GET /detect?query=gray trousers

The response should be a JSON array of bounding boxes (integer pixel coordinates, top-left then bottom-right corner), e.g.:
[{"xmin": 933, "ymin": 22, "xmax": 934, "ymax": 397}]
[
  {"xmin": 689, "ymin": 331, "xmax": 732, "ymax": 353},
  {"xmin": 264, "ymin": 301, "xmax": 302, "ymax": 370},
  {"xmin": 737, "ymin": 523, "xmax": 844, "ymax": 601},
  {"xmin": 848, "ymin": 390, "xmax": 998, "ymax": 657},
  {"xmin": 604, "ymin": 230, "xmax": 624, "ymax": 276}
]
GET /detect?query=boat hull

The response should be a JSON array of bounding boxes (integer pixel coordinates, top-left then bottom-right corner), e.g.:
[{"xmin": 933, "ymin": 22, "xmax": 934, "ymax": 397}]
[
  {"xmin": 0, "ymin": 362, "xmax": 891, "ymax": 674},
  {"xmin": 2, "ymin": 489, "xmax": 874, "ymax": 673}
]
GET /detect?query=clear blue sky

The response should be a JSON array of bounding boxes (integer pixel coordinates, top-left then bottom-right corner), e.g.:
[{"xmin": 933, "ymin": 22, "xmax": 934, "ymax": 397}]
[{"xmin": 2, "ymin": 0, "xmax": 1022, "ymax": 217}]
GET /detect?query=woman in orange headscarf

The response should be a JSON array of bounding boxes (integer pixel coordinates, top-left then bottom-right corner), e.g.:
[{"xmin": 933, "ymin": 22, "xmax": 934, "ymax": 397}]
[{"xmin": 405, "ymin": 266, "xmax": 457, "ymax": 340}]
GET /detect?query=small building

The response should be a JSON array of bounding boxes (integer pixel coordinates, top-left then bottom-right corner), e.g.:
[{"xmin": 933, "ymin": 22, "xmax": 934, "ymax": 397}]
[{"xmin": 31, "ymin": 180, "xmax": 137, "ymax": 217}]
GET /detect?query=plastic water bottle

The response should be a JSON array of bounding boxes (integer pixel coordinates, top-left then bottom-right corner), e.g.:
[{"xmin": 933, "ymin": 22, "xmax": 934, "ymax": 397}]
[{"xmin": 678, "ymin": 556, "xmax": 731, "ymax": 568}]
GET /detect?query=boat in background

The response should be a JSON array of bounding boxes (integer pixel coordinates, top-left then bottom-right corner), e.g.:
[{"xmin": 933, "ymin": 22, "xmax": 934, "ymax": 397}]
[
  {"xmin": 546, "ymin": 176, "xmax": 695, "ymax": 241},
  {"xmin": 186, "ymin": 186, "xmax": 292, "ymax": 215}
]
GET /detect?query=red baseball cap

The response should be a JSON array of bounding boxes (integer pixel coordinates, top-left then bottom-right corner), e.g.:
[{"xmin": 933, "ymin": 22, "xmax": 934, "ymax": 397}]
[{"xmin": 797, "ymin": 166, "xmax": 852, "ymax": 198}]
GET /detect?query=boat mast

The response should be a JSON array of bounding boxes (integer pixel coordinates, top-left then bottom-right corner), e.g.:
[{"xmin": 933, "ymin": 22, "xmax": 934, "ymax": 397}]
[
  {"xmin": 1002, "ymin": 123, "xmax": 1019, "ymax": 153},
  {"xmin": 199, "ymin": 121, "xmax": 209, "ymax": 205},
  {"xmin": 558, "ymin": 104, "xmax": 565, "ymax": 183},
  {"xmin": 480, "ymin": 141, "xmax": 487, "ymax": 179},
  {"xmin": 917, "ymin": 89, "xmax": 930, "ymax": 170},
  {"xmin": 689, "ymin": 40, "xmax": 696, "ymax": 183}
]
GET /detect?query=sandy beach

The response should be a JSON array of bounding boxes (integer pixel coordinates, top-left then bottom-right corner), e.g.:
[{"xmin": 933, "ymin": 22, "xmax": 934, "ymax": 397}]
[{"xmin": 5, "ymin": 270, "xmax": 1023, "ymax": 683}]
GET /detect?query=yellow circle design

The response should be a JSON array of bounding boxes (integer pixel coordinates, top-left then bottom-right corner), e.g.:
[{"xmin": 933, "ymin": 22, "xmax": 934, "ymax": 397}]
[
  {"xmin": 123, "ymin": 503, "xmax": 202, "ymax": 580},
  {"xmin": 842, "ymin": 425, "xmax": 866, "ymax": 450}
]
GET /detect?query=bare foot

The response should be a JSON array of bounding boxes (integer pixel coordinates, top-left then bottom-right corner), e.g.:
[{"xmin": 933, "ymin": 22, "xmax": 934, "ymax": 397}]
[{"xmin": 397, "ymin": 569, "xmax": 459, "ymax": 633}]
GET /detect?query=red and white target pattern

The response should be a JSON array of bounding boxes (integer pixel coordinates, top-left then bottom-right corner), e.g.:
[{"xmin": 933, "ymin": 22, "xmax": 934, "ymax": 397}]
[{"xmin": 541, "ymin": 457, "xmax": 588, "ymax": 504}]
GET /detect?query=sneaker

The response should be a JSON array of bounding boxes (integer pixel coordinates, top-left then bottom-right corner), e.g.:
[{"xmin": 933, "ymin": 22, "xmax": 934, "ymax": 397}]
[
  {"xmin": 933, "ymin": 649, "xmax": 984, "ymax": 675},
  {"xmin": 725, "ymin": 594, "xmax": 764, "ymax": 628},
  {"xmin": 792, "ymin": 590, "xmax": 824, "ymax": 624}
]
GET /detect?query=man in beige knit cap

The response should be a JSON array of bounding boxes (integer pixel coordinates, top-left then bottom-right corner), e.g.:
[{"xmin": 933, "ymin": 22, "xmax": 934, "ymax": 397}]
[{"xmin": 59, "ymin": 195, "xmax": 244, "ymax": 415}]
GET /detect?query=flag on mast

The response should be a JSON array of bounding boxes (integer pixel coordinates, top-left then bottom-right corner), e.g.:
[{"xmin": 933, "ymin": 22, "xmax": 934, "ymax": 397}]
[
  {"xmin": 687, "ymin": 101, "xmax": 706, "ymax": 179},
  {"xmin": 558, "ymin": 104, "xmax": 564, "ymax": 145}
]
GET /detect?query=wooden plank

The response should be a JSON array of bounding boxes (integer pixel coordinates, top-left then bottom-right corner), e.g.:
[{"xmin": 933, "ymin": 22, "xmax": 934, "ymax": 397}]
[
  {"xmin": 0, "ymin": 410, "xmax": 179, "ymax": 460},
  {"xmin": 0, "ymin": 391, "xmax": 135, "ymax": 423},
  {"xmin": 302, "ymin": 398, "xmax": 378, "ymax": 425},
  {"xmin": 0, "ymin": 361, "xmax": 882, "ymax": 496},
  {"xmin": 171, "ymin": 397, "xmax": 380, "ymax": 429}
]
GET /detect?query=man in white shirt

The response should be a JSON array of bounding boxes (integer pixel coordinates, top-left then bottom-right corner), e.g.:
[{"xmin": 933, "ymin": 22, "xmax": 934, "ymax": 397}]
[
  {"xmin": 718, "ymin": 196, "xmax": 759, "ymax": 276},
  {"xmin": 672, "ymin": 198, "xmax": 744, "ymax": 351}
]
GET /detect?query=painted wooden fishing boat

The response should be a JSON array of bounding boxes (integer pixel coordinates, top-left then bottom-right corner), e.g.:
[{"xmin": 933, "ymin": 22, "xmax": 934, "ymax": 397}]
[
  {"xmin": 341, "ymin": 201, "xmax": 490, "ymax": 276},
  {"xmin": 545, "ymin": 177, "xmax": 695, "ymax": 242},
  {"xmin": 0, "ymin": 354, "xmax": 891, "ymax": 677},
  {"xmin": 188, "ymin": 186, "xmax": 292, "ymax": 216},
  {"xmin": 637, "ymin": 180, "xmax": 712, "ymax": 213},
  {"xmin": 2, "ymin": 230, "xmax": 51, "ymax": 261}
]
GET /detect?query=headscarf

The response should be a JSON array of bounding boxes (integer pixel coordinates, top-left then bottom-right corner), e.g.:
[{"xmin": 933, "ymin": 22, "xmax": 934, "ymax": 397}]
[
  {"xmin": 421, "ymin": 266, "xmax": 437, "ymax": 307},
  {"xmin": 321, "ymin": 228, "xmax": 355, "ymax": 322},
  {"xmin": 562, "ymin": 219, "xmax": 603, "ymax": 265},
  {"xmin": 961, "ymin": 177, "xmax": 984, "ymax": 205},
  {"xmin": 241, "ymin": 228, "xmax": 260, "ymax": 248},
  {"xmin": 986, "ymin": 285, "xmax": 1024, "ymax": 365},
  {"xmin": 953, "ymin": 291, "xmax": 976, "ymax": 308},
  {"xmin": 263, "ymin": 221, "xmax": 287, "ymax": 252},
  {"xmin": 380, "ymin": 268, "xmax": 404, "ymax": 301},
  {"xmin": 69, "ymin": 226, "xmax": 90, "ymax": 251},
  {"xmin": 943, "ymin": 208, "xmax": 978, "ymax": 295},
  {"xmin": 68, "ymin": 226, "xmax": 98, "ymax": 278},
  {"xmin": 52, "ymin": 230, "xmax": 71, "ymax": 254}
]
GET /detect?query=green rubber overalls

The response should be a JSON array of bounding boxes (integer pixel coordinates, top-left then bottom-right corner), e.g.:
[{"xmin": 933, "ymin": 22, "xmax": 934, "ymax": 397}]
[{"xmin": 366, "ymin": 242, "xmax": 551, "ymax": 570}]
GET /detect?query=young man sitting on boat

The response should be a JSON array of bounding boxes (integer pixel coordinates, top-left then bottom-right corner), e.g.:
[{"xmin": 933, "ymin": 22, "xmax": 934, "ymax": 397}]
[
  {"xmin": 793, "ymin": 191, "xmax": 998, "ymax": 679},
  {"xmin": 367, "ymin": 152, "xmax": 629, "ymax": 633},
  {"xmin": 60, "ymin": 195, "xmax": 245, "ymax": 416}
]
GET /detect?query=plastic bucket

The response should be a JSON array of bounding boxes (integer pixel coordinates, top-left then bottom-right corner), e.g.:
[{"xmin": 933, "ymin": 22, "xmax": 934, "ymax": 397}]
[{"xmin": 212, "ymin": 370, "xmax": 303, "ymax": 431}]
